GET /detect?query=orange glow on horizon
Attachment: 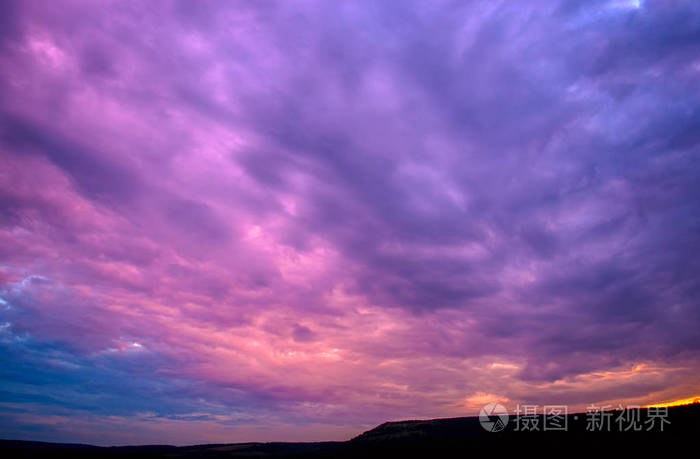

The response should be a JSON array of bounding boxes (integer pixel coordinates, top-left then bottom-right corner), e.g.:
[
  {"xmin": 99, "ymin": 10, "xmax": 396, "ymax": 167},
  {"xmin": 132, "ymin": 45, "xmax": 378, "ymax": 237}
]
[{"xmin": 643, "ymin": 395, "xmax": 700, "ymax": 408}]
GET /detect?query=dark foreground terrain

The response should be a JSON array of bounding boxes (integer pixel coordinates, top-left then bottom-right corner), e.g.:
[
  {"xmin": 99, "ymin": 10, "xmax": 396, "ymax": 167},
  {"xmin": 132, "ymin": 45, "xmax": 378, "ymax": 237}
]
[{"xmin": 2, "ymin": 404, "xmax": 698, "ymax": 458}]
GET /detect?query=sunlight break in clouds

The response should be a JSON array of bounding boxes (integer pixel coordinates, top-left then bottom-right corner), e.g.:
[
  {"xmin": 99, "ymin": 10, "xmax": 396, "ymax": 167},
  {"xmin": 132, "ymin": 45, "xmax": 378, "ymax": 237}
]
[{"xmin": 1, "ymin": 0, "xmax": 699, "ymax": 446}]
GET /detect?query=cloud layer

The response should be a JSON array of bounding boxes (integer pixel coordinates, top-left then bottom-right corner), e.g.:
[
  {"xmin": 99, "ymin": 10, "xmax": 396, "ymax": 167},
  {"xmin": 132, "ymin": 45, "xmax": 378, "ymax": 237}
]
[{"xmin": 1, "ymin": 0, "xmax": 699, "ymax": 445}]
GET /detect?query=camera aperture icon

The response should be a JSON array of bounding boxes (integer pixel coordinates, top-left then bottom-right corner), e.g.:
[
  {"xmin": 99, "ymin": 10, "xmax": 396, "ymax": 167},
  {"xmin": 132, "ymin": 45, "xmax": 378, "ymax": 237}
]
[{"xmin": 479, "ymin": 403, "xmax": 509, "ymax": 432}]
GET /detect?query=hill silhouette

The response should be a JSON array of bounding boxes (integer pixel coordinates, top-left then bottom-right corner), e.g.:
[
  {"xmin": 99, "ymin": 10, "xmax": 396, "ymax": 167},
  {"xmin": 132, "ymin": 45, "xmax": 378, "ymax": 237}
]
[{"xmin": 2, "ymin": 404, "xmax": 697, "ymax": 457}]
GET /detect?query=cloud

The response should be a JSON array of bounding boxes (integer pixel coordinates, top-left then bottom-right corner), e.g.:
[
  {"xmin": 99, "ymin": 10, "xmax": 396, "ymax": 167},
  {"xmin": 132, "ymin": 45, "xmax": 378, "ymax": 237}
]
[{"xmin": 0, "ymin": 0, "xmax": 699, "ymax": 445}]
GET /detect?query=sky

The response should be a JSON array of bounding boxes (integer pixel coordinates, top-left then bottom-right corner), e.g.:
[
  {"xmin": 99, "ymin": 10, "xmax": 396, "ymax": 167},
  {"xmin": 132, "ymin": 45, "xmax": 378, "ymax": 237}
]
[{"xmin": 1, "ymin": 0, "xmax": 699, "ymax": 446}]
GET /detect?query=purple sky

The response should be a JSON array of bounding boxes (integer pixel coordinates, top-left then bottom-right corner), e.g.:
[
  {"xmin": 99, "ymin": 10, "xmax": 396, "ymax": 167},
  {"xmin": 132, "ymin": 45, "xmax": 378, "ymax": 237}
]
[{"xmin": 1, "ymin": 0, "xmax": 700, "ymax": 446}]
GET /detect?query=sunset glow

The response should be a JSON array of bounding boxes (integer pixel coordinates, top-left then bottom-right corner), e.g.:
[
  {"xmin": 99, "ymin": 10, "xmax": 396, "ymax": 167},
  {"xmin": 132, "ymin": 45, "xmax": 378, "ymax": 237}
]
[{"xmin": 644, "ymin": 396, "xmax": 700, "ymax": 408}]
